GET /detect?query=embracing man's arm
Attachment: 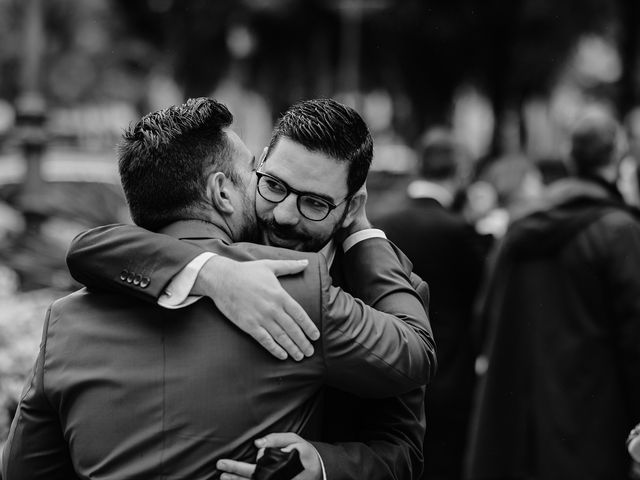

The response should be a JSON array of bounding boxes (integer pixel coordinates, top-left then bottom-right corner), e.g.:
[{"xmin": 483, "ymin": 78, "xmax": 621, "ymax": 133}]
[
  {"xmin": 67, "ymin": 224, "xmax": 203, "ymax": 301},
  {"xmin": 313, "ymin": 237, "xmax": 432, "ymax": 480},
  {"xmin": 66, "ymin": 224, "xmax": 318, "ymax": 361}
]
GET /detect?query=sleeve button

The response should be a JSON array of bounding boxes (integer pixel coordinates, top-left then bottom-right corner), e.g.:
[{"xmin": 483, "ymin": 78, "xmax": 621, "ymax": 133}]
[
  {"xmin": 126, "ymin": 272, "xmax": 135, "ymax": 283},
  {"xmin": 133, "ymin": 274, "xmax": 142, "ymax": 286},
  {"xmin": 140, "ymin": 277, "xmax": 150, "ymax": 288},
  {"xmin": 120, "ymin": 269, "xmax": 128, "ymax": 281}
]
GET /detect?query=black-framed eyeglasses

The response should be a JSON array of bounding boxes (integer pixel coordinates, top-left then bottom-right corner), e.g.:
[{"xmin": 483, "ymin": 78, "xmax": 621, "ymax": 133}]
[{"xmin": 255, "ymin": 171, "xmax": 350, "ymax": 221}]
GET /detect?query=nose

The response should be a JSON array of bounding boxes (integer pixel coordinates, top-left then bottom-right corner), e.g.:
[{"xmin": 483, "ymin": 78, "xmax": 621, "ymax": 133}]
[{"xmin": 272, "ymin": 194, "xmax": 301, "ymax": 226}]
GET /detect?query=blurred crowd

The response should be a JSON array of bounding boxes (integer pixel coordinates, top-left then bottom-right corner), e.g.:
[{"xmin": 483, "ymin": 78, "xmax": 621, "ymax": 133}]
[
  {"xmin": 371, "ymin": 107, "xmax": 640, "ymax": 480},
  {"xmin": 1, "ymin": 101, "xmax": 640, "ymax": 480}
]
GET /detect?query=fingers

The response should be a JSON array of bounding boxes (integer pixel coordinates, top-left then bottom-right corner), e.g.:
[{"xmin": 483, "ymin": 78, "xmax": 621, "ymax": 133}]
[
  {"xmin": 263, "ymin": 259, "xmax": 309, "ymax": 276},
  {"xmin": 217, "ymin": 459, "xmax": 255, "ymax": 480},
  {"xmin": 255, "ymin": 432, "xmax": 302, "ymax": 449},
  {"xmin": 283, "ymin": 295, "xmax": 320, "ymax": 342},
  {"xmin": 251, "ymin": 327, "xmax": 288, "ymax": 361},
  {"xmin": 220, "ymin": 474, "xmax": 251, "ymax": 480},
  {"xmin": 270, "ymin": 307, "xmax": 315, "ymax": 358},
  {"xmin": 263, "ymin": 319, "xmax": 305, "ymax": 361}
]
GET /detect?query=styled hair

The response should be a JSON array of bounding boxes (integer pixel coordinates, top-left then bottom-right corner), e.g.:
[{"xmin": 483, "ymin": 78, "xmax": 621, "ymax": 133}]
[
  {"xmin": 267, "ymin": 98, "xmax": 373, "ymax": 194},
  {"xmin": 118, "ymin": 97, "xmax": 236, "ymax": 230}
]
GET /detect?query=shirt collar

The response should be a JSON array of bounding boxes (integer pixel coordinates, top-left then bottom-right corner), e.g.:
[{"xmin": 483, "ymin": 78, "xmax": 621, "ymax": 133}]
[
  {"xmin": 319, "ymin": 240, "xmax": 336, "ymax": 267},
  {"xmin": 406, "ymin": 179, "xmax": 454, "ymax": 207},
  {"xmin": 157, "ymin": 220, "xmax": 232, "ymax": 244}
]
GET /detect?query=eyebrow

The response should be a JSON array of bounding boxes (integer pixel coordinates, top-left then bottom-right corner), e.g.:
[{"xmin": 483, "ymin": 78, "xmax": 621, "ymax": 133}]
[{"xmin": 261, "ymin": 169, "xmax": 337, "ymax": 204}]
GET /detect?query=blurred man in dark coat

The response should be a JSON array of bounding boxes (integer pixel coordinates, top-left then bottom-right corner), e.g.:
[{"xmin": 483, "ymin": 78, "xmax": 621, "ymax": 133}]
[
  {"xmin": 466, "ymin": 110, "xmax": 640, "ymax": 480},
  {"xmin": 374, "ymin": 128, "xmax": 489, "ymax": 480}
]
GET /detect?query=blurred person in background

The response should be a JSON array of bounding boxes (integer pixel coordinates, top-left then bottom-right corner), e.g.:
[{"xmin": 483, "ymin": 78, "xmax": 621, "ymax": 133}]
[
  {"xmin": 62, "ymin": 98, "xmax": 434, "ymax": 480},
  {"xmin": 373, "ymin": 127, "xmax": 490, "ymax": 480},
  {"xmin": 2, "ymin": 98, "xmax": 434, "ymax": 480},
  {"xmin": 468, "ymin": 154, "xmax": 545, "ymax": 239},
  {"xmin": 465, "ymin": 110, "xmax": 640, "ymax": 480},
  {"xmin": 619, "ymin": 107, "xmax": 640, "ymax": 208},
  {"xmin": 534, "ymin": 156, "xmax": 570, "ymax": 187}
]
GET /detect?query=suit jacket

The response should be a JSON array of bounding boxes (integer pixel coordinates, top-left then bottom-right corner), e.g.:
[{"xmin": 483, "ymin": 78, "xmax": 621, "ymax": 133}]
[
  {"xmin": 312, "ymin": 246, "xmax": 429, "ymax": 480},
  {"xmin": 63, "ymin": 222, "xmax": 434, "ymax": 480},
  {"xmin": 374, "ymin": 196, "xmax": 489, "ymax": 480},
  {"xmin": 3, "ymin": 220, "xmax": 435, "ymax": 480}
]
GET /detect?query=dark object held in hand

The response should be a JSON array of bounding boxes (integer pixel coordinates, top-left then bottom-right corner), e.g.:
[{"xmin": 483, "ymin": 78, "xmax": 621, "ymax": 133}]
[{"xmin": 252, "ymin": 447, "xmax": 304, "ymax": 480}]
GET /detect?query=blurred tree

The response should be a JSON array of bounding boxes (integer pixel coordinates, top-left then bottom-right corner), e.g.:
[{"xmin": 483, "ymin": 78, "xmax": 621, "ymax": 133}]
[
  {"xmin": 0, "ymin": 0, "xmax": 623, "ymax": 153},
  {"xmin": 617, "ymin": 0, "xmax": 640, "ymax": 117},
  {"xmin": 110, "ymin": 0, "xmax": 335, "ymax": 115},
  {"xmin": 106, "ymin": 0, "xmax": 621, "ymax": 154},
  {"xmin": 361, "ymin": 0, "xmax": 616, "ymax": 152},
  {"xmin": 0, "ymin": 0, "xmax": 23, "ymax": 100}
]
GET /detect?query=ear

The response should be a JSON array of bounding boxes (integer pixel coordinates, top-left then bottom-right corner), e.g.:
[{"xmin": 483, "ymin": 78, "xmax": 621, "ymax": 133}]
[
  {"xmin": 207, "ymin": 171, "xmax": 235, "ymax": 215},
  {"xmin": 341, "ymin": 185, "xmax": 367, "ymax": 228}
]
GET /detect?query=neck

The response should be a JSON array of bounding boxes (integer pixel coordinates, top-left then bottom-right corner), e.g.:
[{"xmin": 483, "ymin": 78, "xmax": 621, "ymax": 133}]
[
  {"xmin": 407, "ymin": 178, "xmax": 455, "ymax": 206},
  {"xmin": 188, "ymin": 210, "xmax": 235, "ymax": 241}
]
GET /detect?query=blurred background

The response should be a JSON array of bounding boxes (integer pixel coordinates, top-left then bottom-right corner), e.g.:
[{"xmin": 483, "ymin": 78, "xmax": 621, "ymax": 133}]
[{"xmin": 1, "ymin": 0, "xmax": 640, "ymax": 443}]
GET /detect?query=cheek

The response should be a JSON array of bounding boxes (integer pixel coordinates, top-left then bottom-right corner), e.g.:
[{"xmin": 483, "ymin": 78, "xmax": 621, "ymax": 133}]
[
  {"xmin": 255, "ymin": 197, "xmax": 277, "ymax": 224},
  {"xmin": 308, "ymin": 219, "xmax": 338, "ymax": 240}
]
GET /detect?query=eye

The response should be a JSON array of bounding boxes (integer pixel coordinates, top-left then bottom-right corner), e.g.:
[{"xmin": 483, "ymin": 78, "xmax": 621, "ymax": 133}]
[
  {"xmin": 263, "ymin": 177, "xmax": 287, "ymax": 194},
  {"xmin": 301, "ymin": 196, "xmax": 330, "ymax": 212}
]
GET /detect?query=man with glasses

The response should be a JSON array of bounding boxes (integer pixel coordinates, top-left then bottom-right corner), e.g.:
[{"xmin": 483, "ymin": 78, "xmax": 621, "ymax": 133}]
[
  {"xmin": 255, "ymin": 170, "xmax": 348, "ymax": 223},
  {"xmin": 66, "ymin": 98, "xmax": 433, "ymax": 480}
]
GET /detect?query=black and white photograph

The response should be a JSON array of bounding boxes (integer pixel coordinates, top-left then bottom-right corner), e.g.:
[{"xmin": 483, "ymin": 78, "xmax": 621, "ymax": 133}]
[{"xmin": 1, "ymin": 1, "xmax": 640, "ymax": 479}]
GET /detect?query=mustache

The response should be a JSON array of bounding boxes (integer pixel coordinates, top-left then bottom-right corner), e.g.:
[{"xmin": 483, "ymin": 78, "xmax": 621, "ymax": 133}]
[{"xmin": 260, "ymin": 218, "xmax": 309, "ymax": 242}]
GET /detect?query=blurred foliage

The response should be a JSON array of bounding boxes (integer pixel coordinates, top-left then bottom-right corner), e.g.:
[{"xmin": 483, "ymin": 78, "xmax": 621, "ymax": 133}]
[
  {"xmin": 109, "ymin": 0, "xmax": 625, "ymax": 134},
  {"xmin": 0, "ymin": 180, "xmax": 128, "ymax": 291},
  {"xmin": 0, "ymin": 0, "xmax": 157, "ymax": 108},
  {"xmin": 0, "ymin": 288, "xmax": 60, "ymax": 443},
  {"xmin": 0, "ymin": 0, "xmax": 636, "ymax": 143}
]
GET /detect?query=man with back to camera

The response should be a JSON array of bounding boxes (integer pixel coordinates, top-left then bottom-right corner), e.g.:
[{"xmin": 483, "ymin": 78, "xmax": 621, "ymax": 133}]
[
  {"xmin": 465, "ymin": 110, "xmax": 640, "ymax": 480},
  {"xmin": 63, "ymin": 98, "xmax": 434, "ymax": 480},
  {"xmin": 2, "ymin": 98, "xmax": 435, "ymax": 480}
]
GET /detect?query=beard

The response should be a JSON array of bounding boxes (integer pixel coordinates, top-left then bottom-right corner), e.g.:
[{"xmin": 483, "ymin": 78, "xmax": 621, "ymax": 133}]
[
  {"xmin": 257, "ymin": 216, "xmax": 342, "ymax": 253},
  {"xmin": 235, "ymin": 186, "xmax": 261, "ymax": 243}
]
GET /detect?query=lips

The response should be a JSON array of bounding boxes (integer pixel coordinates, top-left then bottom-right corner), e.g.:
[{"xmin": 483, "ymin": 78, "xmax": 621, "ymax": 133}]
[{"xmin": 265, "ymin": 229, "xmax": 304, "ymax": 249}]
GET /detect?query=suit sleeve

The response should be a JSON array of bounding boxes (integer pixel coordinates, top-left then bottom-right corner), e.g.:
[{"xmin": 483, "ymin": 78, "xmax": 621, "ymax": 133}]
[
  {"xmin": 320, "ymin": 238, "xmax": 434, "ymax": 396},
  {"xmin": 66, "ymin": 224, "xmax": 204, "ymax": 302},
  {"xmin": 315, "ymin": 238, "xmax": 434, "ymax": 480},
  {"xmin": 2, "ymin": 308, "xmax": 78, "ymax": 480},
  {"xmin": 336, "ymin": 237, "xmax": 436, "ymax": 381},
  {"xmin": 313, "ymin": 388, "xmax": 426, "ymax": 480}
]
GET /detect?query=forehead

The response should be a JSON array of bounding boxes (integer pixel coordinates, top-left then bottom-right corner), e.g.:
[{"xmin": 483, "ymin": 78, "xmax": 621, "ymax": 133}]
[{"xmin": 263, "ymin": 137, "xmax": 349, "ymax": 199}]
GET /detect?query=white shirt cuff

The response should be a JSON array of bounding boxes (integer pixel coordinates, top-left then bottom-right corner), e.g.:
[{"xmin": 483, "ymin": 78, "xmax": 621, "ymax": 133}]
[
  {"xmin": 342, "ymin": 228, "xmax": 386, "ymax": 252},
  {"xmin": 312, "ymin": 445, "xmax": 328, "ymax": 480},
  {"xmin": 157, "ymin": 252, "xmax": 215, "ymax": 309}
]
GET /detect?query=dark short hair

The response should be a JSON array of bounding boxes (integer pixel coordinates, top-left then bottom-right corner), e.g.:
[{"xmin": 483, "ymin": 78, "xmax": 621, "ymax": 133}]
[
  {"xmin": 417, "ymin": 128, "xmax": 459, "ymax": 180},
  {"xmin": 570, "ymin": 112, "xmax": 621, "ymax": 175},
  {"xmin": 267, "ymin": 98, "xmax": 373, "ymax": 194},
  {"xmin": 118, "ymin": 97, "xmax": 235, "ymax": 230}
]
